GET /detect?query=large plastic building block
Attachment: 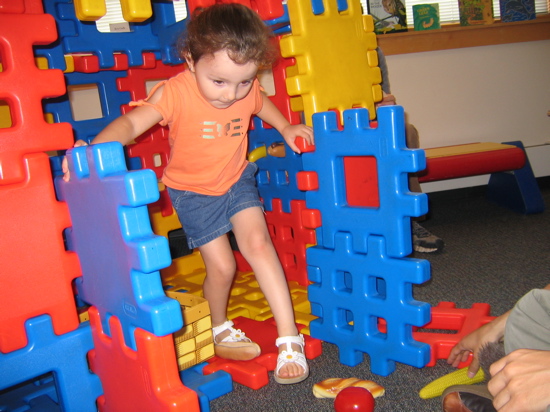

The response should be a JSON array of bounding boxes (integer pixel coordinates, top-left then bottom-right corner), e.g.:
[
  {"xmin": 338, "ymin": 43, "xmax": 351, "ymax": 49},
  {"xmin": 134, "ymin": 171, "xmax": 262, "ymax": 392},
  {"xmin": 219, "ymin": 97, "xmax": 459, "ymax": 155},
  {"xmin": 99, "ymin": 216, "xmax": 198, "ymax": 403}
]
[
  {"xmin": 0, "ymin": 0, "xmax": 43, "ymax": 14},
  {"xmin": 0, "ymin": 374, "xmax": 58, "ymax": 411},
  {"xmin": 203, "ymin": 317, "xmax": 322, "ymax": 389},
  {"xmin": 150, "ymin": 1, "xmax": 187, "ymax": 65},
  {"xmin": 87, "ymin": 306, "xmax": 200, "ymax": 412},
  {"xmin": 280, "ymin": 0, "xmax": 382, "ymax": 125},
  {"xmin": 486, "ymin": 141, "xmax": 545, "ymax": 214},
  {"xmin": 55, "ymin": 142, "xmax": 182, "ymax": 350},
  {"xmin": 187, "ymin": 0, "xmax": 285, "ymax": 20},
  {"xmin": 0, "ymin": 13, "xmax": 73, "ymax": 185},
  {"xmin": 0, "ymin": 153, "xmax": 81, "ymax": 354},
  {"xmin": 411, "ymin": 302, "xmax": 496, "ymax": 367},
  {"xmin": 43, "ymin": 0, "xmax": 161, "ymax": 68},
  {"xmin": 308, "ymin": 233, "xmax": 431, "ymax": 376},
  {"xmin": 180, "ymin": 364, "xmax": 233, "ymax": 412},
  {"xmin": 0, "ymin": 315, "xmax": 103, "ymax": 411},
  {"xmin": 265, "ymin": 36, "xmax": 302, "ymax": 126},
  {"xmin": 251, "ymin": 118, "xmax": 307, "ymax": 212},
  {"xmin": 265, "ymin": 199, "xmax": 316, "ymax": 285},
  {"xmin": 301, "ymin": 107, "xmax": 427, "ymax": 257},
  {"xmin": 44, "ymin": 69, "xmax": 131, "ymax": 144}
]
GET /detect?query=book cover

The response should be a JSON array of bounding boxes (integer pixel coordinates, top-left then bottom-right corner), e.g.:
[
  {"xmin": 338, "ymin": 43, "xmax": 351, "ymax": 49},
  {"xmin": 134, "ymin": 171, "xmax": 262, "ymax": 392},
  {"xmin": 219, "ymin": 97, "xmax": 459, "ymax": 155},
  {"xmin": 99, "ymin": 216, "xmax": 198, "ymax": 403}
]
[
  {"xmin": 499, "ymin": 0, "xmax": 536, "ymax": 22},
  {"xmin": 368, "ymin": 0, "xmax": 408, "ymax": 34},
  {"xmin": 458, "ymin": 0, "xmax": 495, "ymax": 25},
  {"xmin": 413, "ymin": 4, "xmax": 441, "ymax": 30}
]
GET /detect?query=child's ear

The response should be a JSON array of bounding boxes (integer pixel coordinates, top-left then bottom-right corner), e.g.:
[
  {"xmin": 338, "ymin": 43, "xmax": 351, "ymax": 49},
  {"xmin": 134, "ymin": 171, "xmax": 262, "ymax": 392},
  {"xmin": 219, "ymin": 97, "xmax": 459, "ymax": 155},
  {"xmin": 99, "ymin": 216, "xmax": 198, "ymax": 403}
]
[{"xmin": 184, "ymin": 53, "xmax": 195, "ymax": 72}]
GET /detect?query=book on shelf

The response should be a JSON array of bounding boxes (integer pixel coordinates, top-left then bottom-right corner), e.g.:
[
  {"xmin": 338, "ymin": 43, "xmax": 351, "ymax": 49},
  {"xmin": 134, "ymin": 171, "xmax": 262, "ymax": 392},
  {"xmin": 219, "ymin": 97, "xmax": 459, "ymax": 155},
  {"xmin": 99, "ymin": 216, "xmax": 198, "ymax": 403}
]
[
  {"xmin": 458, "ymin": 0, "xmax": 495, "ymax": 25},
  {"xmin": 368, "ymin": 0, "xmax": 408, "ymax": 34},
  {"xmin": 412, "ymin": 4, "xmax": 441, "ymax": 30},
  {"xmin": 499, "ymin": 0, "xmax": 536, "ymax": 22}
]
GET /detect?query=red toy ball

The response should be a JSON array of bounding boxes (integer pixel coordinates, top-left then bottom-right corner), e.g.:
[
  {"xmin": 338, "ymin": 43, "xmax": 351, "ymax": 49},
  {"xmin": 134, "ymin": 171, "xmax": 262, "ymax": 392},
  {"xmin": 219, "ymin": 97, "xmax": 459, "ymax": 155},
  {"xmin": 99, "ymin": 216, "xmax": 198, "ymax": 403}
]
[{"xmin": 334, "ymin": 387, "xmax": 375, "ymax": 412}]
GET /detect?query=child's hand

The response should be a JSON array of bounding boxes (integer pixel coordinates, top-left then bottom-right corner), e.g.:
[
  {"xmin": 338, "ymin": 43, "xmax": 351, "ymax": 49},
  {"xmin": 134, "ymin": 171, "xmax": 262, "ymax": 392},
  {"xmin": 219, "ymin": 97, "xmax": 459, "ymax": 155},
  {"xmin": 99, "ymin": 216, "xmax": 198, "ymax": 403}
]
[
  {"xmin": 61, "ymin": 139, "xmax": 88, "ymax": 182},
  {"xmin": 280, "ymin": 124, "xmax": 314, "ymax": 154}
]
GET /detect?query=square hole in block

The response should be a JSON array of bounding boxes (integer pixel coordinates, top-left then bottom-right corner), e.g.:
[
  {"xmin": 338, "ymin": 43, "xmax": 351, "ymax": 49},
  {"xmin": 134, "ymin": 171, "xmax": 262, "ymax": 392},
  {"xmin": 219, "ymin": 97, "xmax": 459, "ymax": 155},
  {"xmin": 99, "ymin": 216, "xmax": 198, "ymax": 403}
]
[
  {"xmin": 68, "ymin": 84, "xmax": 103, "ymax": 121},
  {"xmin": 0, "ymin": 372, "xmax": 59, "ymax": 410},
  {"xmin": 344, "ymin": 156, "xmax": 380, "ymax": 208},
  {"xmin": 368, "ymin": 276, "xmax": 386, "ymax": 299},
  {"xmin": 337, "ymin": 308, "xmax": 354, "ymax": 332},
  {"xmin": 335, "ymin": 270, "xmax": 353, "ymax": 294},
  {"xmin": 372, "ymin": 315, "xmax": 388, "ymax": 339},
  {"xmin": 0, "ymin": 100, "xmax": 12, "ymax": 129}
]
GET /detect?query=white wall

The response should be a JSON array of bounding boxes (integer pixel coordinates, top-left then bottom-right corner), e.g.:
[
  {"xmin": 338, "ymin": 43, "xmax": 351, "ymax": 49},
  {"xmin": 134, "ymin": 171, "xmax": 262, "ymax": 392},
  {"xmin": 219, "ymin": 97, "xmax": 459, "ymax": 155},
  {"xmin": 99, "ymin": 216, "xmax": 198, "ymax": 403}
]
[{"xmin": 385, "ymin": 39, "xmax": 550, "ymax": 192}]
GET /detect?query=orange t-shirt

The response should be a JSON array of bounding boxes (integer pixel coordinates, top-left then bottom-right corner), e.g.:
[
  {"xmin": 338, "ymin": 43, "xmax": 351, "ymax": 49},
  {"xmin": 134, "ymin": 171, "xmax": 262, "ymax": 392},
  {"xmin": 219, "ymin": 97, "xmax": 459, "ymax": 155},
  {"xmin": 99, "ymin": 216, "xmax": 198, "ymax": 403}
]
[{"xmin": 151, "ymin": 70, "xmax": 263, "ymax": 195}]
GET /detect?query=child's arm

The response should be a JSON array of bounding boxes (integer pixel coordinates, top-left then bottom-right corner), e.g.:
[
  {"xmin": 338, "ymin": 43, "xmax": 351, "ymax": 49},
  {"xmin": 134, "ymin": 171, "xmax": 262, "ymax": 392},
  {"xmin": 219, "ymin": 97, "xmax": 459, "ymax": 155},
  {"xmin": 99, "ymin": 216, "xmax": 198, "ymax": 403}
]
[
  {"xmin": 256, "ymin": 94, "xmax": 314, "ymax": 154},
  {"xmin": 62, "ymin": 86, "xmax": 165, "ymax": 181}
]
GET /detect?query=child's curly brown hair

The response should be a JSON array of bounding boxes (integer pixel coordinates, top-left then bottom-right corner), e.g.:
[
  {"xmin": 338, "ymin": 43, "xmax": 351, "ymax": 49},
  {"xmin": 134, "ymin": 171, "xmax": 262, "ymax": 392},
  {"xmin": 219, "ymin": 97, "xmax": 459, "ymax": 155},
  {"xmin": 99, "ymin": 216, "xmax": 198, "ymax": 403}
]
[{"xmin": 178, "ymin": 3, "xmax": 276, "ymax": 69}]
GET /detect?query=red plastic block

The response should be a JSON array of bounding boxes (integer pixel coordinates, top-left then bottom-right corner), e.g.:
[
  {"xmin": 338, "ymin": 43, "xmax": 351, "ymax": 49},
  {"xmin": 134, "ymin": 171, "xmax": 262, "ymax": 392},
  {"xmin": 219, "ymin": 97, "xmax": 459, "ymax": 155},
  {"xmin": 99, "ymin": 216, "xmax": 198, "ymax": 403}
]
[
  {"xmin": 187, "ymin": 0, "xmax": 285, "ymax": 20},
  {"xmin": 0, "ymin": 153, "xmax": 81, "ymax": 353},
  {"xmin": 344, "ymin": 156, "xmax": 380, "ymax": 208},
  {"xmin": 203, "ymin": 317, "xmax": 322, "ymax": 389},
  {"xmin": 88, "ymin": 307, "xmax": 200, "ymax": 412},
  {"xmin": 415, "ymin": 302, "xmax": 495, "ymax": 367},
  {"xmin": 265, "ymin": 199, "xmax": 317, "ymax": 286},
  {"xmin": 0, "ymin": 13, "xmax": 73, "ymax": 185},
  {"xmin": 0, "ymin": 0, "xmax": 43, "ymax": 14}
]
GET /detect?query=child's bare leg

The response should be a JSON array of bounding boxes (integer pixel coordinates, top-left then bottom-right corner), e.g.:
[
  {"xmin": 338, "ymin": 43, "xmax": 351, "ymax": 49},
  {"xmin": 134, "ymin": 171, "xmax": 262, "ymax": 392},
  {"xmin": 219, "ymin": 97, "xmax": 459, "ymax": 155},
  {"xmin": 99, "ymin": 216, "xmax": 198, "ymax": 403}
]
[
  {"xmin": 230, "ymin": 207, "xmax": 306, "ymax": 379},
  {"xmin": 199, "ymin": 235, "xmax": 260, "ymax": 360},
  {"xmin": 198, "ymin": 236, "xmax": 236, "ymax": 328}
]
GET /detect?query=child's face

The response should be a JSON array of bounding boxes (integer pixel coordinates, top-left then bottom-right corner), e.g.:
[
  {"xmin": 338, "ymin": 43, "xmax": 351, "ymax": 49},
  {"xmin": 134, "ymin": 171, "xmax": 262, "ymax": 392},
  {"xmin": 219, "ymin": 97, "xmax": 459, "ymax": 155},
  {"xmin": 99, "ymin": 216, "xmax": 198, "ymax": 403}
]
[{"xmin": 187, "ymin": 50, "xmax": 259, "ymax": 109}]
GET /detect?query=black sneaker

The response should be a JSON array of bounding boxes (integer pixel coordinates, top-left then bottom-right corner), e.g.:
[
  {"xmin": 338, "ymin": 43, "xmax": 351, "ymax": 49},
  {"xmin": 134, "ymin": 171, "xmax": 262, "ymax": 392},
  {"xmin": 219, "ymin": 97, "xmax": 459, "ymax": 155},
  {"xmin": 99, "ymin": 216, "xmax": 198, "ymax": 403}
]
[{"xmin": 412, "ymin": 221, "xmax": 444, "ymax": 253}]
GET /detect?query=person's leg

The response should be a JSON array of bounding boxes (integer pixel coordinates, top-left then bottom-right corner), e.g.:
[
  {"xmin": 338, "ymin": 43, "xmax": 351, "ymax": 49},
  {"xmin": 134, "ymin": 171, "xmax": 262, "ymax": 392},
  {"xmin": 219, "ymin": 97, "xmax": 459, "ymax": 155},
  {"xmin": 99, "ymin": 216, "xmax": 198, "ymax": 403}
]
[
  {"xmin": 406, "ymin": 123, "xmax": 444, "ymax": 253},
  {"xmin": 230, "ymin": 206, "xmax": 307, "ymax": 381},
  {"xmin": 199, "ymin": 235, "xmax": 261, "ymax": 360}
]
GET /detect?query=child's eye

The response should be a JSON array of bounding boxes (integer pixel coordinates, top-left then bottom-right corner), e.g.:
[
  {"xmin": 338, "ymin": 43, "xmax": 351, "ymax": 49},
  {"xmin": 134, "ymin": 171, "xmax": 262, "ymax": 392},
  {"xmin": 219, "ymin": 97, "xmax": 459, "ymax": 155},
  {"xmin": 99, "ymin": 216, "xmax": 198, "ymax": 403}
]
[
  {"xmin": 213, "ymin": 80, "xmax": 224, "ymax": 85},
  {"xmin": 241, "ymin": 80, "xmax": 252, "ymax": 86}
]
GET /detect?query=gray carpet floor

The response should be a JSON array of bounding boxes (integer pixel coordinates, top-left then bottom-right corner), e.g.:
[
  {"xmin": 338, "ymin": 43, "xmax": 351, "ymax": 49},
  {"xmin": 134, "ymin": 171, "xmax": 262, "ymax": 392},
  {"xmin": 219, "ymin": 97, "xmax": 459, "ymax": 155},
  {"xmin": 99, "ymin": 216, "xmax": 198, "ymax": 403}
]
[{"xmin": 210, "ymin": 179, "xmax": 550, "ymax": 412}]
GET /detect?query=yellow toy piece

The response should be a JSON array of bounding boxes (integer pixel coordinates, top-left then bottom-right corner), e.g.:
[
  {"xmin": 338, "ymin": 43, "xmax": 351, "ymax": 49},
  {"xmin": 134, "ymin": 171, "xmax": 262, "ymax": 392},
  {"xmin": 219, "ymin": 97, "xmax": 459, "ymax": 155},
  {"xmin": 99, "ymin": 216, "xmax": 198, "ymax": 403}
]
[
  {"xmin": 74, "ymin": 0, "xmax": 107, "ymax": 21},
  {"xmin": 419, "ymin": 367, "xmax": 485, "ymax": 399},
  {"xmin": 247, "ymin": 145, "xmax": 267, "ymax": 163},
  {"xmin": 280, "ymin": 0, "xmax": 382, "ymax": 125},
  {"xmin": 120, "ymin": 0, "xmax": 153, "ymax": 22}
]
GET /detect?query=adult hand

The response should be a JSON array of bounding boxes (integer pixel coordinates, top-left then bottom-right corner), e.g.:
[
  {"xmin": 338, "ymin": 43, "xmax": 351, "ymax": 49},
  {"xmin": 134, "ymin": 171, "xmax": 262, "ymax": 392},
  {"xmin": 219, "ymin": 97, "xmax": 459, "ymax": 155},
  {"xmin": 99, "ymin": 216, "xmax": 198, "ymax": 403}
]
[
  {"xmin": 61, "ymin": 140, "xmax": 88, "ymax": 182},
  {"xmin": 488, "ymin": 349, "xmax": 550, "ymax": 412},
  {"xmin": 375, "ymin": 93, "xmax": 396, "ymax": 107}
]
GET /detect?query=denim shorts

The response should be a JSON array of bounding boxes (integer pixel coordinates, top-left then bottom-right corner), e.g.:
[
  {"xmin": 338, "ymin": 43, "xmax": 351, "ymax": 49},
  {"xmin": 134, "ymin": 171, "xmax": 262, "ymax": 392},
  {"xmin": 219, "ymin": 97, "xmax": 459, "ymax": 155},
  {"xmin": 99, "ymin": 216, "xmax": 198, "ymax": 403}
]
[{"xmin": 167, "ymin": 162, "xmax": 263, "ymax": 249}]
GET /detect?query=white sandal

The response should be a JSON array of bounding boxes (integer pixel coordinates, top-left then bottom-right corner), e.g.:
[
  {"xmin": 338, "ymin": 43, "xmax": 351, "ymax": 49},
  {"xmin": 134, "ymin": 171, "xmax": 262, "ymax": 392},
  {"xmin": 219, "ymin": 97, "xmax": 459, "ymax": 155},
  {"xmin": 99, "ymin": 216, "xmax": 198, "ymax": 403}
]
[
  {"xmin": 274, "ymin": 334, "xmax": 309, "ymax": 384},
  {"xmin": 212, "ymin": 320, "xmax": 261, "ymax": 361}
]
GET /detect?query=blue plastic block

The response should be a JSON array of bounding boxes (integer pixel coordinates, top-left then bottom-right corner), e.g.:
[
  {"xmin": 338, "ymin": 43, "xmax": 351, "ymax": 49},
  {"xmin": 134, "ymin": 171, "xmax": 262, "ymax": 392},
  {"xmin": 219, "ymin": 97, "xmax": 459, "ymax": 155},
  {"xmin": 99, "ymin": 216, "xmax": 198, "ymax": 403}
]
[
  {"xmin": 54, "ymin": 142, "xmax": 182, "ymax": 350},
  {"xmin": 264, "ymin": 3, "xmax": 291, "ymax": 34},
  {"xmin": 0, "ymin": 315, "xmax": 102, "ymax": 412},
  {"xmin": 487, "ymin": 141, "xmax": 545, "ymax": 214},
  {"xmin": 44, "ymin": 70, "xmax": 131, "ymax": 144},
  {"xmin": 307, "ymin": 233, "xmax": 431, "ymax": 376},
  {"xmin": 180, "ymin": 364, "xmax": 233, "ymax": 412},
  {"xmin": 0, "ymin": 374, "xmax": 58, "ymax": 412},
  {"xmin": 43, "ymin": 0, "xmax": 162, "ymax": 68},
  {"xmin": 250, "ymin": 117, "xmax": 306, "ymax": 212},
  {"xmin": 303, "ymin": 106, "xmax": 427, "ymax": 257},
  {"xmin": 150, "ymin": 2, "xmax": 187, "ymax": 65}
]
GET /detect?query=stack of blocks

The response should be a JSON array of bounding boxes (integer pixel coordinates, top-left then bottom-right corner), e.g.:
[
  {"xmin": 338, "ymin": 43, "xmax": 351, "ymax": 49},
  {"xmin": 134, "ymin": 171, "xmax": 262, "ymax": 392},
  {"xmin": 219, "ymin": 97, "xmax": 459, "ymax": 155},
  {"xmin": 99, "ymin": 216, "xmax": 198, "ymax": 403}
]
[{"xmin": 1, "ymin": 0, "xmax": 497, "ymax": 410}]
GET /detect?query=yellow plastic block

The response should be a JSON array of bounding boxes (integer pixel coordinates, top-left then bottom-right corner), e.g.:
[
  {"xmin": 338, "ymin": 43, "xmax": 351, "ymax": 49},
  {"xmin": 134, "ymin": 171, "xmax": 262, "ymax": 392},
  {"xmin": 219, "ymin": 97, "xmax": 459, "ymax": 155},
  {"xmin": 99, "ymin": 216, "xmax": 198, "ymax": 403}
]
[
  {"xmin": 167, "ymin": 290, "xmax": 215, "ymax": 371},
  {"xmin": 419, "ymin": 367, "xmax": 485, "ymax": 399},
  {"xmin": 74, "ymin": 0, "xmax": 107, "ymax": 21},
  {"xmin": 120, "ymin": 0, "xmax": 152, "ymax": 22},
  {"xmin": 280, "ymin": 0, "xmax": 382, "ymax": 125}
]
